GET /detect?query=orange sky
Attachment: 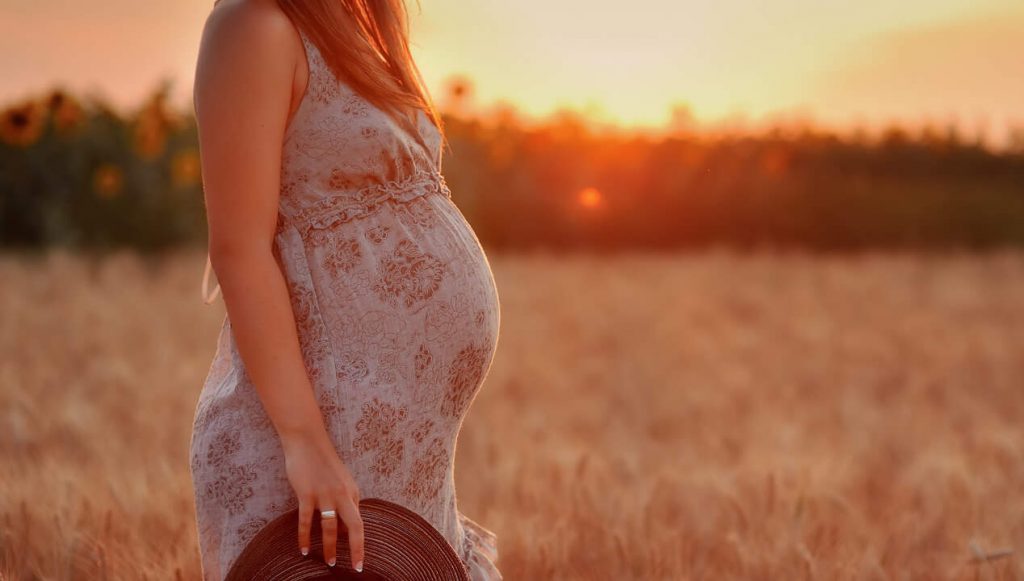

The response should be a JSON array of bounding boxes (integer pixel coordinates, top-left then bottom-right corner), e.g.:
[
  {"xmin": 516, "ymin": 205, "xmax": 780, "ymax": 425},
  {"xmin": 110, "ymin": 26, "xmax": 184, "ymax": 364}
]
[{"xmin": 1, "ymin": 0, "xmax": 1022, "ymax": 146}]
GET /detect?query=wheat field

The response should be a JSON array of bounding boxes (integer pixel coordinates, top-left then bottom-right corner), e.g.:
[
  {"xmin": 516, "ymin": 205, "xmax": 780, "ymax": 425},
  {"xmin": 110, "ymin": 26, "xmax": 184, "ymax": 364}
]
[{"xmin": 1, "ymin": 249, "xmax": 1023, "ymax": 580}]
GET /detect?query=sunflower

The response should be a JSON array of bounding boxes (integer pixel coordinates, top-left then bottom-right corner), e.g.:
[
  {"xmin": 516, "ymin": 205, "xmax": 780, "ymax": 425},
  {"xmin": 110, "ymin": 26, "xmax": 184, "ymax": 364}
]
[
  {"xmin": 134, "ymin": 112, "xmax": 166, "ymax": 159},
  {"xmin": 171, "ymin": 147, "xmax": 201, "ymax": 187},
  {"xmin": 93, "ymin": 163, "xmax": 124, "ymax": 199},
  {"xmin": 45, "ymin": 88, "xmax": 84, "ymax": 134},
  {"xmin": 133, "ymin": 91, "xmax": 179, "ymax": 159},
  {"xmin": 1, "ymin": 98, "xmax": 45, "ymax": 147}
]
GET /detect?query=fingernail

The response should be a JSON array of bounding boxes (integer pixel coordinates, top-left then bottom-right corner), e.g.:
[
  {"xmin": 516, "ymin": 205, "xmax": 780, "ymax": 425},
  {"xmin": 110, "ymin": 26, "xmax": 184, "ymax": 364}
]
[
  {"xmin": 328, "ymin": 557, "xmax": 336, "ymax": 567},
  {"xmin": 355, "ymin": 560, "xmax": 364, "ymax": 572},
  {"xmin": 300, "ymin": 547, "xmax": 308, "ymax": 556}
]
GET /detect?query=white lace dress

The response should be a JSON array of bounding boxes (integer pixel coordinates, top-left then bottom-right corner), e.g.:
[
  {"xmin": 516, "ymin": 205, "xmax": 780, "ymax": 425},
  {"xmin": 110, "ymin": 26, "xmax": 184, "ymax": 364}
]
[{"xmin": 188, "ymin": 26, "xmax": 502, "ymax": 581}]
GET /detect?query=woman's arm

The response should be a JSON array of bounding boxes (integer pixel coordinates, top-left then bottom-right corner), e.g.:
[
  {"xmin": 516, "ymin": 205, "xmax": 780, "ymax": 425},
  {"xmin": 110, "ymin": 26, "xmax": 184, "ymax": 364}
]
[
  {"xmin": 195, "ymin": 0, "xmax": 314, "ymax": 456},
  {"xmin": 193, "ymin": 1, "xmax": 364, "ymax": 571}
]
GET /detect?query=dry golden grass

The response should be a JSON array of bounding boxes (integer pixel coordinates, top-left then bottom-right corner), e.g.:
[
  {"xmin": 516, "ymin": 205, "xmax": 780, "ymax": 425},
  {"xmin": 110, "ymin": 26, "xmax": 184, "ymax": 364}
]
[{"xmin": 2, "ymin": 248, "xmax": 1023, "ymax": 580}]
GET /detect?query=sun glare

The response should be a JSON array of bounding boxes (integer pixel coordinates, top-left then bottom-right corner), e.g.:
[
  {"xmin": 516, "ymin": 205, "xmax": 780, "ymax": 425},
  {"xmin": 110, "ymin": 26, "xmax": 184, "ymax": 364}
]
[{"xmin": 577, "ymin": 186, "xmax": 602, "ymax": 209}]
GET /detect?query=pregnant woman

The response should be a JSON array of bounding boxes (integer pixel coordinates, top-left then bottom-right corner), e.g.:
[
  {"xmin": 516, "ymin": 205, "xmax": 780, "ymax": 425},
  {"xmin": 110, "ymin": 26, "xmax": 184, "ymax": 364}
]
[{"xmin": 188, "ymin": 0, "xmax": 501, "ymax": 579}]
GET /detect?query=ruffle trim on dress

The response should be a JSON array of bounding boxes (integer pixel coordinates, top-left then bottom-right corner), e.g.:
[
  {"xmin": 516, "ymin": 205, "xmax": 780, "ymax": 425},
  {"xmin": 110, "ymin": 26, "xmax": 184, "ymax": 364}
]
[
  {"xmin": 279, "ymin": 167, "xmax": 452, "ymax": 238},
  {"xmin": 201, "ymin": 251, "xmax": 221, "ymax": 305},
  {"xmin": 458, "ymin": 511, "xmax": 503, "ymax": 581}
]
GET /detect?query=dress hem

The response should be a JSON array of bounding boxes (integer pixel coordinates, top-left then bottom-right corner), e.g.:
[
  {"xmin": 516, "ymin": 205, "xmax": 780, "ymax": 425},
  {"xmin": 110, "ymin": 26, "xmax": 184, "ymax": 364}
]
[{"xmin": 458, "ymin": 511, "xmax": 503, "ymax": 580}]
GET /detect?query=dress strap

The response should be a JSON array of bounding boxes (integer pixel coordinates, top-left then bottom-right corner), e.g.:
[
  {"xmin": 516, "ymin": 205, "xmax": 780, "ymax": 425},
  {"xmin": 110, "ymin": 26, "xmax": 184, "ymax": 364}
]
[{"xmin": 202, "ymin": 252, "xmax": 222, "ymax": 304}]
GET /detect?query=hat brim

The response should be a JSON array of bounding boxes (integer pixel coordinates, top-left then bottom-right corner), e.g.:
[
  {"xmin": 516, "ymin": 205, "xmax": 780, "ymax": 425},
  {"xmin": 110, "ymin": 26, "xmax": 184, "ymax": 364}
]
[{"xmin": 225, "ymin": 497, "xmax": 470, "ymax": 581}]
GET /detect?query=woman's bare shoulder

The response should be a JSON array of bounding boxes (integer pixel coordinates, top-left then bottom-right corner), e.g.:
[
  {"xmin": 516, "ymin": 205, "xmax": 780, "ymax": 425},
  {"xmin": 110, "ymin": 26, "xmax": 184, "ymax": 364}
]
[
  {"xmin": 202, "ymin": 0, "xmax": 298, "ymax": 50},
  {"xmin": 194, "ymin": 0, "xmax": 302, "ymax": 119}
]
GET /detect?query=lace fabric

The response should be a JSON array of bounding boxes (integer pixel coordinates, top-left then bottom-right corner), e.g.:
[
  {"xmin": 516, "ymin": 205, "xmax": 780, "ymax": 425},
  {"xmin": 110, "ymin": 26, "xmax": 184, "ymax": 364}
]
[{"xmin": 460, "ymin": 512, "xmax": 502, "ymax": 580}]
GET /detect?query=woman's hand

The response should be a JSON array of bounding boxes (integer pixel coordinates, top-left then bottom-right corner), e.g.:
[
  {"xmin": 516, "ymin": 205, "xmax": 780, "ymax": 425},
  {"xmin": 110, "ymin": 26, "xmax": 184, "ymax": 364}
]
[{"xmin": 281, "ymin": 429, "xmax": 365, "ymax": 571}]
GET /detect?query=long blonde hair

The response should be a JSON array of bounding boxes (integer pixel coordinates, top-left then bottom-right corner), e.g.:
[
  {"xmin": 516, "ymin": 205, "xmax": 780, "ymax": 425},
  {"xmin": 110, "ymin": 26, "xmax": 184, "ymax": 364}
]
[{"xmin": 275, "ymin": 0, "xmax": 444, "ymax": 145}]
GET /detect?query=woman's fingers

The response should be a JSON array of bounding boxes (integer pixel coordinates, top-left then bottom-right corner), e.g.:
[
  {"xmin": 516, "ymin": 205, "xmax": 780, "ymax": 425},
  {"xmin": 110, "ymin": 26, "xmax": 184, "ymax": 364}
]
[
  {"xmin": 297, "ymin": 496, "xmax": 313, "ymax": 556},
  {"xmin": 340, "ymin": 496, "xmax": 365, "ymax": 573},
  {"xmin": 320, "ymin": 504, "xmax": 340, "ymax": 567}
]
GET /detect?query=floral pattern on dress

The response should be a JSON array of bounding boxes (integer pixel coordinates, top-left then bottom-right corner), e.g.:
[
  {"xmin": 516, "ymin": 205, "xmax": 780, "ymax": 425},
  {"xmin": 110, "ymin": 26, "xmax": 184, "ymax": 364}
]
[
  {"xmin": 353, "ymin": 397, "xmax": 412, "ymax": 481},
  {"xmin": 206, "ymin": 429, "xmax": 242, "ymax": 468},
  {"xmin": 442, "ymin": 344, "xmax": 492, "ymax": 418},
  {"xmin": 281, "ymin": 166, "xmax": 311, "ymax": 200},
  {"xmin": 321, "ymin": 234, "xmax": 362, "ymax": 277},
  {"xmin": 326, "ymin": 269, "xmax": 375, "ymax": 305},
  {"xmin": 285, "ymin": 280, "xmax": 331, "ymax": 384},
  {"xmin": 424, "ymin": 300, "xmax": 460, "ymax": 342},
  {"xmin": 373, "ymin": 239, "xmax": 449, "ymax": 309},
  {"xmin": 232, "ymin": 494, "xmax": 300, "ymax": 549},
  {"xmin": 328, "ymin": 167, "xmax": 363, "ymax": 191},
  {"xmin": 357, "ymin": 310, "xmax": 408, "ymax": 350},
  {"xmin": 353, "ymin": 397, "xmax": 409, "ymax": 453},
  {"xmin": 415, "ymin": 343, "xmax": 433, "ymax": 379},
  {"xmin": 371, "ymin": 436, "xmax": 405, "ymax": 478},
  {"xmin": 412, "ymin": 418, "xmax": 435, "ymax": 444},
  {"xmin": 341, "ymin": 92, "xmax": 372, "ymax": 117},
  {"xmin": 403, "ymin": 437, "xmax": 449, "ymax": 501},
  {"xmin": 397, "ymin": 195, "xmax": 443, "ymax": 229},
  {"xmin": 373, "ymin": 348, "xmax": 407, "ymax": 387},
  {"xmin": 235, "ymin": 516, "xmax": 270, "ymax": 547},
  {"xmin": 335, "ymin": 349, "xmax": 371, "ymax": 382},
  {"xmin": 204, "ymin": 464, "xmax": 258, "ymax": 516},
  {"xmin": 366, "ymin": 225, "xmax": 390, "ymax": 245},
  {"xmin": 301, "ymin": 34, "xmax": 344, "ymax": 106},
  {"xmin": 316, "ymin": 389, "xmax": 346, "ymax": 426}
]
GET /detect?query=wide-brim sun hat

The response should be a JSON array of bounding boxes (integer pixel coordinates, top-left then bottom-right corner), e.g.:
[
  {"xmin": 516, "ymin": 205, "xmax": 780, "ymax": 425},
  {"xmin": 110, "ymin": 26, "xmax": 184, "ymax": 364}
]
[{"xmin": 225, "ymin": 497, "xmax": 471, "ymax": 581}]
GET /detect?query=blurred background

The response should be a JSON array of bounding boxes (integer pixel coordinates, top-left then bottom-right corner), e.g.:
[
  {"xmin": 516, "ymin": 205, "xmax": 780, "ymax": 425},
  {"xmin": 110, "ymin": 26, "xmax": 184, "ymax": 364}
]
[{"xmin": 2, "ymin": 0, "xmax": 1023, "ymax": 579}]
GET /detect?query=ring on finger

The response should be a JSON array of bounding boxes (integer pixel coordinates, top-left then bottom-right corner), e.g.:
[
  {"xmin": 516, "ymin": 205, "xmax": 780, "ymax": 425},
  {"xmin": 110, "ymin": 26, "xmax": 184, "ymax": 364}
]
[{"xmin": 320, "ymin": 509, "xmax": 337, "ymax": 520}]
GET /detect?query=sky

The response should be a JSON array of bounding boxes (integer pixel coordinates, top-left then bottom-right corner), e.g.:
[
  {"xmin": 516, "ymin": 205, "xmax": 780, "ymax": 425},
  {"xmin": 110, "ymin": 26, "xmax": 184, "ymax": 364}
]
[{"xmin": 1, "ymin": 0, "xmax": 1022, "ymax": 145}]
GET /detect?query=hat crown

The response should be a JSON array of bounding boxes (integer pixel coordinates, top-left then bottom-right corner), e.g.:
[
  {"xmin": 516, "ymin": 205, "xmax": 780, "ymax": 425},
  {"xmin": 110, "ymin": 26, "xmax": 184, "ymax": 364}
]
[{"xmin": 225, "ymin": 497, "xmax": 471, "ymax": 580}]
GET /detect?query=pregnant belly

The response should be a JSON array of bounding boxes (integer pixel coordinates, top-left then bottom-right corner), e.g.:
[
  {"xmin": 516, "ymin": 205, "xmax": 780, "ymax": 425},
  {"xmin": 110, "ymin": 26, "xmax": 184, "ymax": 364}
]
[{"xmin": 275, "ymin": 191, "xmax": 500, "ymax": 420}]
